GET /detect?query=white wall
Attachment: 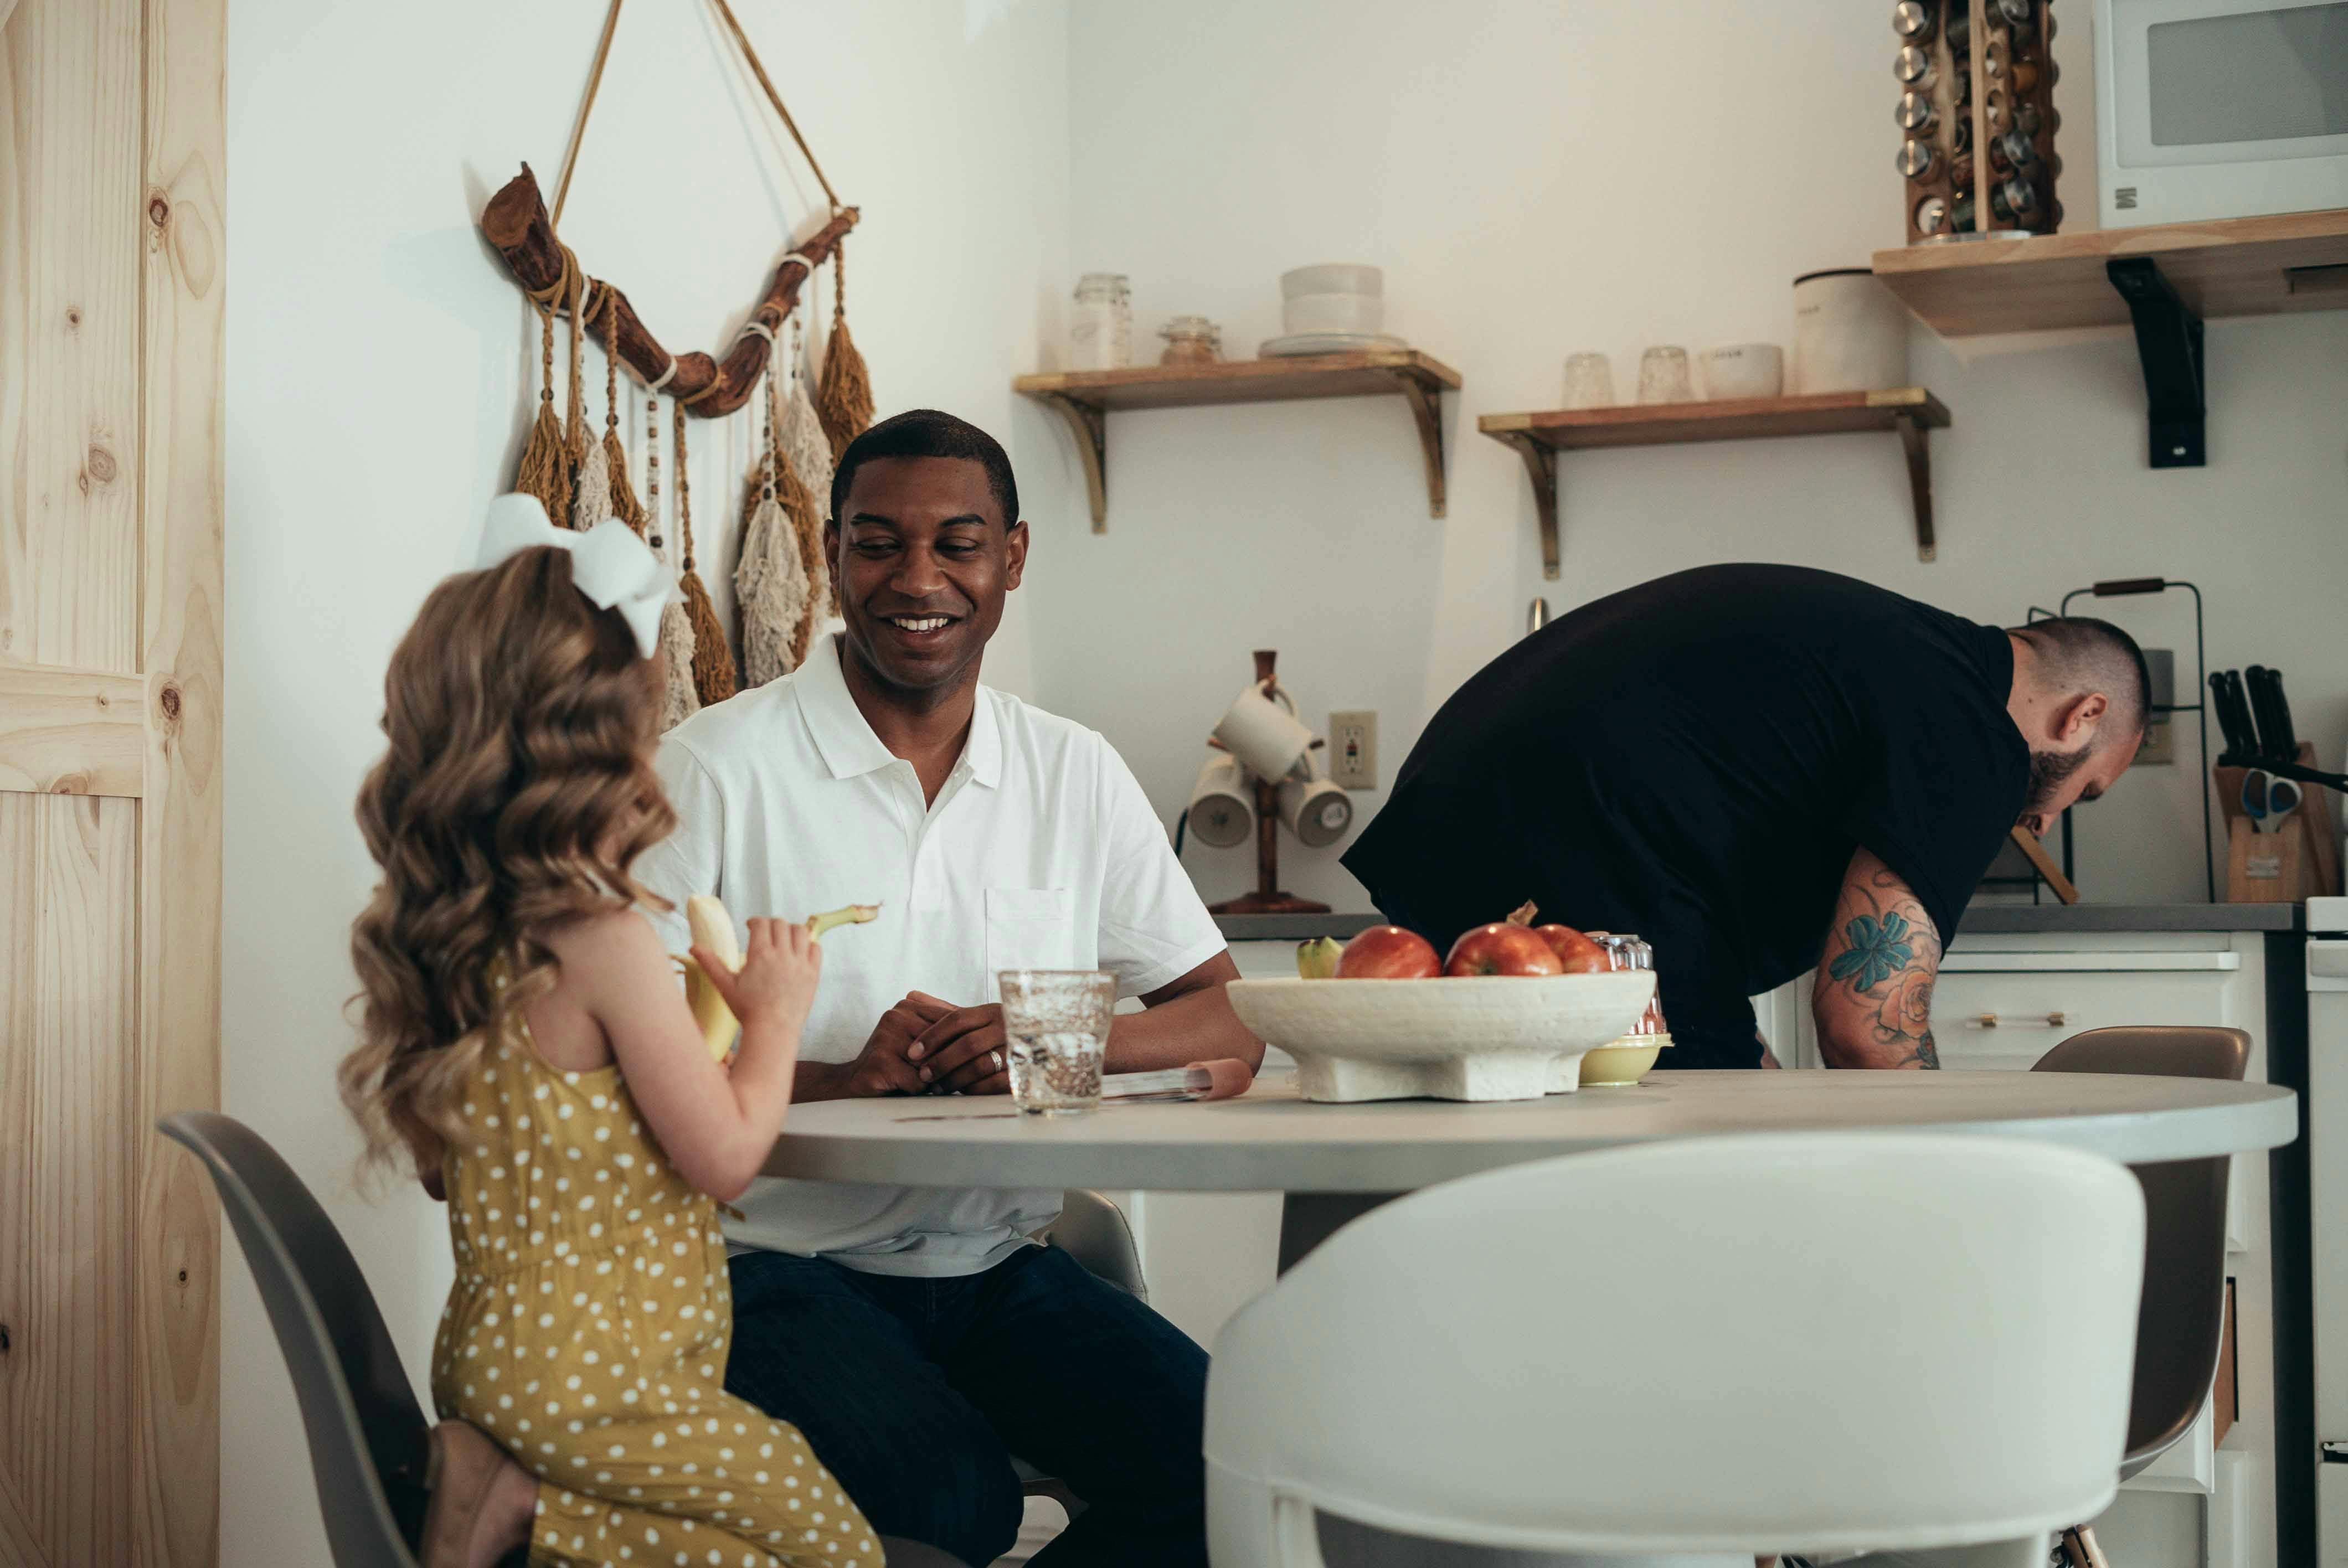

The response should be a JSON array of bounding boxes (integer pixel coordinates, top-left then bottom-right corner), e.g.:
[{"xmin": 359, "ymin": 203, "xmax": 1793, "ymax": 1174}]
[
  {"xmin": 220, "ymin": 3, "xmax": 1067, "ymax": 1562},
  {"xmin": 1044, "ymin": 0, "xmax": 2348, "ymax": 911}
]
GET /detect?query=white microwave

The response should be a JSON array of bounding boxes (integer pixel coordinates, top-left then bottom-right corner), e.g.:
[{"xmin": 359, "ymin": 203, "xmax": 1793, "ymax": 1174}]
[{"xmin": 2093, "ymin": 0, "xmax": 2348, "ymax": 226}]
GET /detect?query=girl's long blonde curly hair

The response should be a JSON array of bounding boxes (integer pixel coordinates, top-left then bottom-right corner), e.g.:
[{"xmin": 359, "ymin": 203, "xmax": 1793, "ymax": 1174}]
[{"xmin": 342, "ymin": 546, "xmax": 677, "ymax": 1178}]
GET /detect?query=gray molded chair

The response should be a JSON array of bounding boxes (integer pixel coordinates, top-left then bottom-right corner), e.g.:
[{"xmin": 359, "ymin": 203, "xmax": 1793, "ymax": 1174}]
[
  {"xmin": 1017, "ymin": 1189, "xmax": 1148, "ymax": 1518},
  {"xmin": 2033, "ymin": 1025, "xmax": 2250, "ymax": 1565},
  {"xmin": 157, "ymin": 1111, "xmax": 967, "ymax": 1568}
]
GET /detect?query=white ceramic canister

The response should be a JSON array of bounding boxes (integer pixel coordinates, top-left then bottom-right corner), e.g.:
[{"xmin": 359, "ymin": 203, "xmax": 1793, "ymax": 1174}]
[{"xmin": 1790, "ymin": 269, "xmax": 1909, "ymax": 394}]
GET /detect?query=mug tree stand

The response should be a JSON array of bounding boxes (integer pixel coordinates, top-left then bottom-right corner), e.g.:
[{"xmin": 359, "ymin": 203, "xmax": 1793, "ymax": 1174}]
[
  {"xmin": 1207, "ymin": 777, "xmax": 1331, "ymax": 917},
  {"xmin": 1207, "ymin": 649, "xmax": 1331, "ymax": 917}
]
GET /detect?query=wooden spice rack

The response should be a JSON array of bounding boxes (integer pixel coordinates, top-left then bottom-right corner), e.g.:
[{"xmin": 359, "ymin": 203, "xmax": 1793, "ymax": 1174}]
[
  {"xmin": 1872, "ymin": 208, "xmax": 2348, "ymax": 467},
  {"xmin": 1479, "ymin": 389, "xmax": 1953, "ymax": 578},
  {"xmin": 1895, "ymin": 0, "xmax": 2062, "ymax": 245},
  {"xmin": 1013, "ymin": 350, "xmax": 1462, "ymax": 530}
]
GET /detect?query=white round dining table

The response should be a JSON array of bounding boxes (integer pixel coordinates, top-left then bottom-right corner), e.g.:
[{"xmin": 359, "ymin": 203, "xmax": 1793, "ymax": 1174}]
[{"xmin": 764, "ymin": 1066, "xmax": 2298, "ymax": 1267}]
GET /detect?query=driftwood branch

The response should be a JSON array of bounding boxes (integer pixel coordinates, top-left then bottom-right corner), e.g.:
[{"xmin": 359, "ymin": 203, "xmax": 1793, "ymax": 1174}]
[{"xmin": 479, "ymin": 163, "xmax": 859, "ymax": 419}]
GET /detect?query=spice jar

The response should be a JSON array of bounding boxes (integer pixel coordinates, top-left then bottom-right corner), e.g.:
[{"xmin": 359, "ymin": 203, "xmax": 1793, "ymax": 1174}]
[
  {"xmin": 1595, "ymin": 935, "xmax": 1669, "ymax": 1038},
  {"xmin": 1582, "ymin": 933, "xmax": 1672, "ymax": 1087},
  {"xmin": 1069, "ymin": 273, "xmax": 1132, "ymax": 371},
  {"xmin": 1158, "ymin": 315, "xmax": 1222, "ymax": 365}
]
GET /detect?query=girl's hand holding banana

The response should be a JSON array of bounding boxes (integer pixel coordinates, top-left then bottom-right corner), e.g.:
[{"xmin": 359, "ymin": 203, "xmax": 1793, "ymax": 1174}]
[
  {"xmin": 692, "ymin": 917, "xmax": 825, "ymax": 1041},
  {"xmin": 681, "ymin": 894, "xmax": 880, "ymax": 1062}
]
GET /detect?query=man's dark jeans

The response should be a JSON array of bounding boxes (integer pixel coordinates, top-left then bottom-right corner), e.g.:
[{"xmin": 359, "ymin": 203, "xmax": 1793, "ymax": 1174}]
[{"xmin": 724, "ymin": 1242, "xmax": 1209, "ymax": 1568}]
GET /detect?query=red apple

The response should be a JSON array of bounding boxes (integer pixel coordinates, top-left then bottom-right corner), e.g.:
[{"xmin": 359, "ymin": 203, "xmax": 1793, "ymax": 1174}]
[
  {"xmin": 1532, "ymin": 924, "xmax": 1610, "ymax": 974},
  {"xmin": 1444, "ymin": 923, "xmax": 1567, "ymax": 977},
  {"xmin": 1336, "ymin": 925, "xmax": 1441, "ymax": 979}
]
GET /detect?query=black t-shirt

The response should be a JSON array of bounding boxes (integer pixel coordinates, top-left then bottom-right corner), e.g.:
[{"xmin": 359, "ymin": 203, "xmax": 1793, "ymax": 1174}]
[{"xmin": 1340, "ymin": 565, "xmax": 2027, "ymax": 1069}]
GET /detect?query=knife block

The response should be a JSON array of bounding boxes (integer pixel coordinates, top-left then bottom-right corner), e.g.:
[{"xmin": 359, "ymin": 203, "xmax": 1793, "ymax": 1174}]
[{"xmin": 2215, "ymin": 742, "xmax": 2341, "ymax": 901}]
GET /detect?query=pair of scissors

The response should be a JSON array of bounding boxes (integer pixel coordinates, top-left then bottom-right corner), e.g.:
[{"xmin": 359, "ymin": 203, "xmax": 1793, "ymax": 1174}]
[{"xmin": 2241, "ymin": 770, "xmax": 2304, "ymax": 833}]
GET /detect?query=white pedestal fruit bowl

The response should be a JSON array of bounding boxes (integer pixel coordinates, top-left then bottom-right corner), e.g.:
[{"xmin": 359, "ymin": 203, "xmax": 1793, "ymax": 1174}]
[{"xmin": 1225, "ymin": 972, "xmax": 1657, "ymax": 1102}]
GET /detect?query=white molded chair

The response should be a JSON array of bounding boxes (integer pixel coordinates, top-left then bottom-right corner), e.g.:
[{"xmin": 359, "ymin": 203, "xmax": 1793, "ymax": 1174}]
[{"xmin": 1205, "ymin": 1133, "xmax": 2147, "ymax": 1568}]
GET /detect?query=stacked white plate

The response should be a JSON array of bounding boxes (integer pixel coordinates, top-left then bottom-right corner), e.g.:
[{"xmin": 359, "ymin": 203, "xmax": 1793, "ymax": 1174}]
[{"xmin": 1261, "ymin": 264, "xmax": 1405, "ymax": 357}]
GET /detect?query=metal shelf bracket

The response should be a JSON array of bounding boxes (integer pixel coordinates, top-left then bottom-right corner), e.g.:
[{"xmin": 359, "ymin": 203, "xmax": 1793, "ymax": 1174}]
[
  {"xmin": 1893, "ymin": 412, "xmax": 1938, "ymax": 562},
  {"xmin": 1033, "ymin": 393, "xmax": 1109, "ymax": 532},
  {"xmin": 1494, "ymin": 432, "xmax": 1560, "ymax": 580},
  {"xmin": 1378, "ymin": 369, "xmax": 1450, "ymax": 518},
  {"xmin": 2107, "ymin": 257, "xmax": 2207, "ymax": 469}
]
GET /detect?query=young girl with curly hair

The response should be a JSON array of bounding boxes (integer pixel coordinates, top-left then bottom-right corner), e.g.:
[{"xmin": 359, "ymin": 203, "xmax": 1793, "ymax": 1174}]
[{"xmin": 341, "ymin": 500, "xmax": 880, "ymax": 1568}]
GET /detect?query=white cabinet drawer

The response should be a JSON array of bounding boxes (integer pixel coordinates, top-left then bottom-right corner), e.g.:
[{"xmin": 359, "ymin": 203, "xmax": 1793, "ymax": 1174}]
[{"xmin": 1930, "ymin": 969, "xmax": 2233, "ymax": 1073}]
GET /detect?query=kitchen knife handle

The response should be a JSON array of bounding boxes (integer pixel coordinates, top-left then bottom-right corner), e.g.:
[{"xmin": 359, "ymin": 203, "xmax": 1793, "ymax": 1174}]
[
  {"xmin": 2269, "ymin": 667, "xmax": 2300, "ymax": 760},
  {"xmin": 2226, "ymin": 670, "xmax": 2261, "ymax": 762},
  {"xmin": 2248, "ymin": 666, "xmax": 2288, "ymax": 763},
  {"xmin": 2211, "ymin": 671, "xmax": 2256, "ymax": 761}
]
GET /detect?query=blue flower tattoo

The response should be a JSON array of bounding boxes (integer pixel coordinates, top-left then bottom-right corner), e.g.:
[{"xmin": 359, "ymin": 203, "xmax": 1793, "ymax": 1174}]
[{"xmin": 1828, "ymin": 911, "xmax": 1913, "ymax": 992}]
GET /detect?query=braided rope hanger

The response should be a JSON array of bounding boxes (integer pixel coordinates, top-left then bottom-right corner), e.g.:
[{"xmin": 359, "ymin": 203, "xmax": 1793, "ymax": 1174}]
[{"xmin": 478, "ymin": 0, "xmax": 859, "ymax": 419}]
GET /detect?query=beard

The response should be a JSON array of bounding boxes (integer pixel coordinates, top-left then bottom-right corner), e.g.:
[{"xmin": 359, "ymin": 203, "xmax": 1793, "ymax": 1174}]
[{"xmin": 2021, "ymin": 745, "xmax": 2093, "ymax": 821}]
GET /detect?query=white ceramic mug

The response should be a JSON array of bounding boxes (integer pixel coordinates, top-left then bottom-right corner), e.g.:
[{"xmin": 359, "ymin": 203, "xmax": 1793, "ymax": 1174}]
[
  {"xmin": 1185, "ymin": 751, "xmax": 1255, "ymax": 848},
  {"xmin": 1212, "ymin": 682, "xmax": 1315, "ymax": 782},
  {"xmin": 1278, "ymin": 767, "xmax": 1353, "ymax": 848}
]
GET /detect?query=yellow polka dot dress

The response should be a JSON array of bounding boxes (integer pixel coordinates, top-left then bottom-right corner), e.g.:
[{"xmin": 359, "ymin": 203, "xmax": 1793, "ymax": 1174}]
[{"xmin": 429, "ymin": 998, "xmax": 881, "ymax": 1568}]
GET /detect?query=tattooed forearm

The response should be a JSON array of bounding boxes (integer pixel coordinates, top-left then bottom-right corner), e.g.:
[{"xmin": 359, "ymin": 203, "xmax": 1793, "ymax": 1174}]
[{"xmin": 1814, "ymin": 848, "xmax": 1944, "ymax": 1070}]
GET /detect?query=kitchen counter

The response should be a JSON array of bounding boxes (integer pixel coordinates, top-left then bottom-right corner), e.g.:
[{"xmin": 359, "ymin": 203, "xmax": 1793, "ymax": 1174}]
[
  {"xmin": 1963, "ymin": 901, "xmax": 2301, "ymax": 933},
  {"xmin": 1214, "ymin": 902, "xmax": 2303, "ymax": 943}
]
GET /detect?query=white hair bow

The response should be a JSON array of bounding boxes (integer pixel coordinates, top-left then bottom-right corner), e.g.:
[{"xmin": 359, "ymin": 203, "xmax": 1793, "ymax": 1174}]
[{"xmin": 475, "ymin": 493, "xmax": 673, "ymax": 659}]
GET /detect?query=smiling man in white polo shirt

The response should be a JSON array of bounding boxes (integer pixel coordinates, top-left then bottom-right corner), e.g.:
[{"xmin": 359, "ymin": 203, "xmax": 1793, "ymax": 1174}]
[{"xmin": 639, "ymin": 409, "xmax": 1258, "ymax": 1568}]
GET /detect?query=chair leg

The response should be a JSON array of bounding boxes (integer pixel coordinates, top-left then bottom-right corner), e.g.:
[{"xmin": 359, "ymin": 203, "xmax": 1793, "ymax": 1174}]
[
  {"xmin": 2057, "ymin": 1525, "xmax": 2110, "ymax": 1568},
  {"xmin": 1023, "ymin": 1476, "xmax": 1086, "ymax": 1520}
]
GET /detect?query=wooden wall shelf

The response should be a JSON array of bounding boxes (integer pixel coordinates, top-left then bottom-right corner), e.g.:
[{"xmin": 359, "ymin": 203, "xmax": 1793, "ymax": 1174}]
[
  {"xmin": 1873, "ymin": 210, "xmax": 2348, "ymax": 470},
  {"xmin": 1871, "ymin": 209, "xmax": 2348, "ymax": 337},
  {"xmin": 1013, "ymin": 350, "xmax": 1462, "ymax": 530},
  {"xmin": 1479, "ymin": 389, "xmax": 1952, "ymax": 578}
]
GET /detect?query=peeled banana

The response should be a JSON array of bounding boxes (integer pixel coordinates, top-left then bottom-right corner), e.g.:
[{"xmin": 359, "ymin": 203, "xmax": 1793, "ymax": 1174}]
[
  {"xmin": 677, "ymin": 895, "xmax": 884, "ymax": 1062},
  {"xmin": 684, "ymin": 896, "xmax": 745, "ymax": 1061}
]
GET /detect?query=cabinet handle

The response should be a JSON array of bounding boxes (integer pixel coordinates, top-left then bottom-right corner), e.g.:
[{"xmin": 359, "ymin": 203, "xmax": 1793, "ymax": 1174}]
[{"xmin": 1964, "ymin": 1010, "xmax": 2068, "ymax": 1029}]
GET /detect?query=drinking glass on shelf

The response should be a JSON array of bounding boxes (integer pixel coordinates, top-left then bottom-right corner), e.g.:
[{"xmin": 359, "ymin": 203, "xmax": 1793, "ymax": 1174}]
[
  {"xmin": 1637, "ymin": 346, "xmax": 1694, "ymax": 404},
  {"xmin": 998, "ymin": 970, "xmax": 1116, "ymax": 1116},
  {"xmin": 1563, "ymin": 352, "xmax": 1615, "ymax": 409}
]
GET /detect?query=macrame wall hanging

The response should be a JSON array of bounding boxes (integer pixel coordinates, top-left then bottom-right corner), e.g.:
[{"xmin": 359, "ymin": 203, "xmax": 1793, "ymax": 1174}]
[
  {"xmin": 646, "ymin": 388, "xmax": 700, "ymax": 732},
  {"xmin": 479, "ymin": 0, "xmax": 877, "ymax": 724},
  {"xmin": 782, "ymin": 312, "xmax": 839, "ymax": 618},
  {"xmin": 735, "ymin": 330, "xmax": 811, "ymax": 690},
  {"xmin": 671, "ymin": 401, "xmax": 738, "ymax": 708}
]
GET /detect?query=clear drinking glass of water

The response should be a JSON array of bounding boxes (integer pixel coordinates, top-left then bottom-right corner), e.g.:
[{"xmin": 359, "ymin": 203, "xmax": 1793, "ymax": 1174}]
[{"xmin": 997, "ymin": 969, "xmax": 1115, "ymax": 1116}]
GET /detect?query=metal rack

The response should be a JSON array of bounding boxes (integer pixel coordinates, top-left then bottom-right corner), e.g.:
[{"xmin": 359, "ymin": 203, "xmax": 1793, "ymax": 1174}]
[{"xmin": 2032, "ymin": 577, "xmax": 2214, "ymax": 902}]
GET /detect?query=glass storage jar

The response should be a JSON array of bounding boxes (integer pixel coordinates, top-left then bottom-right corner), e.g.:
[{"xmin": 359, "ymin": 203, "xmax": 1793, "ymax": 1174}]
[
  {"xmin": 1069, "ymin": 272, "xmax": 1132, "ymax": 371},
  {"xmin": 1158, "ymin": 315, "xmax": 1223, "ymax": 365}
]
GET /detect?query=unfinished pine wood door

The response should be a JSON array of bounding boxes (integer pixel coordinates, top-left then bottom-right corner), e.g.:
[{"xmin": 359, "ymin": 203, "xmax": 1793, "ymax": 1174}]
[{"xmin": 0, "ymin": 0, "xmax": 225, "ymax": 1562}]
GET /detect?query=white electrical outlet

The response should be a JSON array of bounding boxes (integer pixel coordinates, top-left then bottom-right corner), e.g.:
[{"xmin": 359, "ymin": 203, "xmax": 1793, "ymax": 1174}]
[{"xmin": 1330, "ymin": 710, "xmax": 1377, "ymax": 790}]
